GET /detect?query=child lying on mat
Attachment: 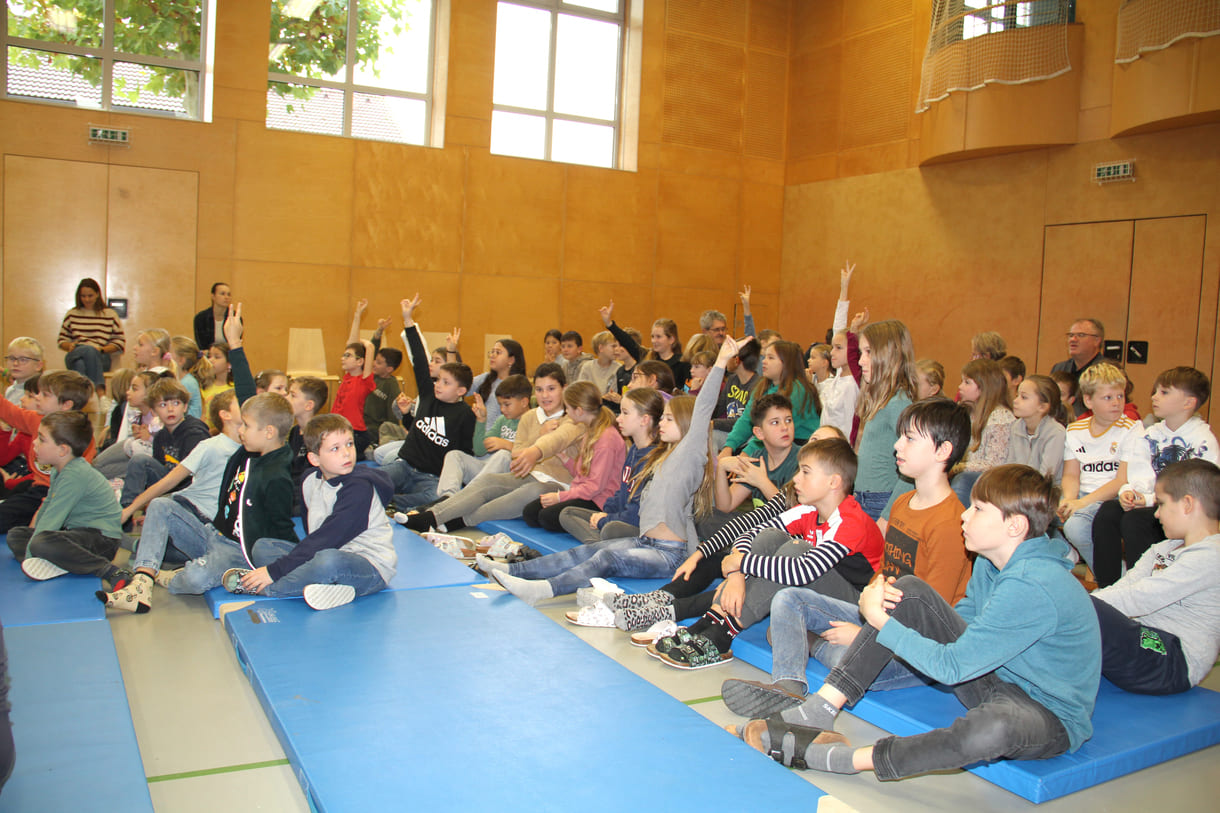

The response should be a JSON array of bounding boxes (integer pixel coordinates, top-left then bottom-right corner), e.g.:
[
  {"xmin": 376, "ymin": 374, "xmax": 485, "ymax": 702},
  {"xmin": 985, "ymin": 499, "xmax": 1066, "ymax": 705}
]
[
  {"xmin": 721, "ymin": 464, "xmax": 1100, "ymax": 781},
  {"xmin": 222, "ymin": 415, "xmax": 397, "ymax": 611},
  {"xmin": 1090, "ymin": 459, "xmax": 1220, "ymax": 695}
]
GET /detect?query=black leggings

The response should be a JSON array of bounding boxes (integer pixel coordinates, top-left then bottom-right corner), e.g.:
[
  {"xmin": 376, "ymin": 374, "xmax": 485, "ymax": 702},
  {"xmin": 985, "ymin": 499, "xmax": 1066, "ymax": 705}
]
[
  {"xmin": 1091, "ymin": 502, "xmax": 1163, "ymax": 588},
  {"xmin": 522, "ymin": 497, "xmax": 601, "ymax": 531}
]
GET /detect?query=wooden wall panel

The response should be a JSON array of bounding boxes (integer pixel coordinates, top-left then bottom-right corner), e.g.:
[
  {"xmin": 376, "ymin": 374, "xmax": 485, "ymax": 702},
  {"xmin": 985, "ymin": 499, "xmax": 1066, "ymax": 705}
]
[
  {"xmin": 749, "ymin": 0, "xmax": 790, "ymax": 52},
  {"xmin": 745, "ymin": 50, "xmax": 788, "ymax": 160},
  {"xmin": 351, "ymin": 141, "xmax": 466, "ymax": 273},
  {"xmin": 787, "ymin": 44, "xmax": 840, "ymax": 160},
  {"xmin": 3, "ymin": 157, "xmax": 109, "ymax": 359},
  {"xmin": 666, "ymin": 0, "xmax": 747, "ymax": 43},
  {"xmin": 232, "ymin": 124, "xmax": 355, "ymax": 266},
  {"xmin": 1037, "ymin": 222, "xmax": 1134, "ymax": 375},
  {"xmin": 106, "ymin": 165, "xmax": 199, "ymax": 367},
  {"xmin": 563, "ymin": 166, "xmax": 657, "ymax": 286},
  {"xmin": 840, "ymin": 22, "xmax": 912, "ymax": 150},
  {"xmin": 1126, "ymin": 216, "xmax": 1207, "ymax": 402},
  {"xmin": 463, "ymin": 152, "xmax": 564, "ymax": 278},
  {"xmin": 662, "ymin": 32, "xmax": 745, "ymax": 153},
  {"xmin": 459, "ymin": 274, "xmax": 560, "ymax": 365},
  {"xmin": 656, "ymin": 172, "xmax": 739, "ymax": 288}
]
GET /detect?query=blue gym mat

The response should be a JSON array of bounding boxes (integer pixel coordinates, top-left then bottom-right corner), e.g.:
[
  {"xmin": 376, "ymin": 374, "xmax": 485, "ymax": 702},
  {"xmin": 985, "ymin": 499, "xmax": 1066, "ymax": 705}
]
[
  {"xmin": 203, "ymin": 526, "xmax": 482, "ymax": 618},
  {"xmin": 223, "ymin": 586, "xmax": 827, "ymax": 811},
  {"xmin": 0, "ymin": 543, "xmax": 105, "ymax": 627},
  {"xmin": 3, "ymin": 619, "xmax": 153, "ymax": 811},
  {"xmin": 731, "ymin": 623, "xmax": 1220, "ymax": 803}
]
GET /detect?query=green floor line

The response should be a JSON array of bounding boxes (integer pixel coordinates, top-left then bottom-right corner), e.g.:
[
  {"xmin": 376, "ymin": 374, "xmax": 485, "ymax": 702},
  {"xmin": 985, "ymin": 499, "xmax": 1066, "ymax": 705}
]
[
  {"xmin": 146, "ymin": 758, "xmax": 291, "ymax": 783},
  {"xmin": 683, "ymin": 695, "xmax": 722, "ymax": 706}
]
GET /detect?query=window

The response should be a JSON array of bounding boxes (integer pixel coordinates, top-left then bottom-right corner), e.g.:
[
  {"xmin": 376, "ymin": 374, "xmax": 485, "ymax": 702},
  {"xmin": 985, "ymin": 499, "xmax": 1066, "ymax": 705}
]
[
  {"xmin": 491, "ymin": 0, "xmax": 627, "ymax": 169},
  {"xmin": 267, "ymin": 0, "xmax": 438, "ymax": 145},
  {"xmin": 959, "ymin": 1, "xmax": 1073, "ymax": 41},
  {"xmin": 2, "ymin": 0, "xmax": 212, "ymax": 119}
]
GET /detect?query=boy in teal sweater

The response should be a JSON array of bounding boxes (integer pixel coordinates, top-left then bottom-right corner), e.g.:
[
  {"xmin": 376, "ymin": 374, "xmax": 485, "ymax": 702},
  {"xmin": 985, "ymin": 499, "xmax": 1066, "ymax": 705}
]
[
  {"xmin": 7, "ymin": 412, "xmax": 125, "ymax": 584},
  {"xmin": 727, "ymin": 464, "xmax": 1100, "ymax": 781}
]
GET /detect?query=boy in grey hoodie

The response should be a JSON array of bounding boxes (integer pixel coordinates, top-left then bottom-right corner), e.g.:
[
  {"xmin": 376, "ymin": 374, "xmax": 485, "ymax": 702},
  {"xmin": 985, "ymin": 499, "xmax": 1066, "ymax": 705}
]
[{"xmin": 224, "ymin": 414, "xmax": 397, "ymax": 611}]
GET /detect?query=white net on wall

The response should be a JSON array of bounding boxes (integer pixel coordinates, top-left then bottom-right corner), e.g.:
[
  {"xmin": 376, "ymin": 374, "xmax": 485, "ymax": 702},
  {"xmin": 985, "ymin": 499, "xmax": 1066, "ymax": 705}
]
[
  {"xmin": 917, "ymin": 0, "xmax": 1073, "ymax": 113},
  {"xmin": 1115, "ymin": 0, "xmax": 1220, "ymax": 64}
]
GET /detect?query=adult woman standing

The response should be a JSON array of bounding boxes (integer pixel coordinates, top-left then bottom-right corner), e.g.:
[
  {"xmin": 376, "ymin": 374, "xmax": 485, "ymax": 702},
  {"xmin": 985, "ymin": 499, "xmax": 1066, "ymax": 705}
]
[{"xmin": 58, "ymin": 278, "xmax": 125, "ymax": 388}]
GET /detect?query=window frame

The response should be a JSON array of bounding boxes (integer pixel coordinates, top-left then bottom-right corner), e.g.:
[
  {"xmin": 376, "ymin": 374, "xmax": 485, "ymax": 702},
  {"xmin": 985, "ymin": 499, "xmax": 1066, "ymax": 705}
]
[
  {"xmin": 266, "ymin": 0, "xmax": 442, "ymax": 146},
  {"xmin": 491, "ymin": 0, "xmax": 629, "ymax": 169},
  {"xmin": 952, "ymin": 0, "xmax": 1075, "ymax": 43},
  {"xmin": 0, "ymin": 0, "xmax": 214, "ymax": 121}
]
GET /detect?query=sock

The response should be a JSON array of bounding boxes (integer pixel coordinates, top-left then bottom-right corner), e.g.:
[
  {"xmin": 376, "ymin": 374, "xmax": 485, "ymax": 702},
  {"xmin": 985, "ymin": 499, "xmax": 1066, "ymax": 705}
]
[
  {"xmin": 780, "ymin": 694, "xmax": 840, "ymax": 730},
  {"xmin": 700, "ymin": 609, "xmax": 741, "ymax": 653},
  {"xmin": 492, "ymin": 571, "xmax": 554, "ymax": 607},
  {"xmin": 688, "ymin": 616, "xmax": 712, "ymax": 636},
  {"xmin": 803, "ymin": 743, "xmax": 859, "ymax": 775},
  {"xmin": 404, "ymin": 510, "xmax": 435, "ymax": 533},
  {"xmin": 776, "ymin": 678, "xmax": 807, "ymax": 696}
]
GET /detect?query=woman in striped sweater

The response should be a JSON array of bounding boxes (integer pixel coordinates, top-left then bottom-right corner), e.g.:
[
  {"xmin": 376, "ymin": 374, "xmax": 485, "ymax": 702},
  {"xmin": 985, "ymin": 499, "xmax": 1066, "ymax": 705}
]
[{"xmin": 58, "ymin": 278, "xmax": 125, "ymax": 388}]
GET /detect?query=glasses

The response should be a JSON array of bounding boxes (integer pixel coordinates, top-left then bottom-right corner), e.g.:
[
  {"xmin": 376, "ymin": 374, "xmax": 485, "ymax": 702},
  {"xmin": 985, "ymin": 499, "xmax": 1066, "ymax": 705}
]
[
  {"xmin": 341, "ymin": 352, "xmax": 357, "ymax": 358},
  {"xmin": 1065, "ymin": 332, "xmax": 1100, "ymax": 340},
  {"xmin": 4, "ymin": 355, "xmax": 39, "ymax": 364}
]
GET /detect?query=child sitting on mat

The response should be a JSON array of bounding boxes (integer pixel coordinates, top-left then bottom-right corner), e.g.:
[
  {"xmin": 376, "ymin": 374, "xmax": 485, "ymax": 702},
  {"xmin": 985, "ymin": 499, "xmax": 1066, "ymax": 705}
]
[
  {"xmin": 1090, "ymin": 459, "xmax": 1220, "ymax": 694},
  {"xmin": 480, "ymin": 335, "xmax": 746, "ymax": 606},
  {"xmin": 722, "ymin": 464, "xmax": 1100, "ymax": 782},
  {"xmin": 7, "ymin": 412, "xmax": 125, "ymax": 585},
  {"xmin": 642, "ymin": 436, "xmax": 884, "ymax": 670},
  {"xmin": 221, "ymin": 414, "xmax": 397, "ymax": 611}
]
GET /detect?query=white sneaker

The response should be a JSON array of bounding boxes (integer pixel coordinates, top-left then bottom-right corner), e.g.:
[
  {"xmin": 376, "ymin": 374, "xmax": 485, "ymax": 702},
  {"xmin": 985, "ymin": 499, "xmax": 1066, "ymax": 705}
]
[
  {"xmin": 21, "ymin": 557, "xmax": 68, "ymax": 581},
  {"xmin": 303, "ymin": 583, "xmax": 356, "ymax": 610}
]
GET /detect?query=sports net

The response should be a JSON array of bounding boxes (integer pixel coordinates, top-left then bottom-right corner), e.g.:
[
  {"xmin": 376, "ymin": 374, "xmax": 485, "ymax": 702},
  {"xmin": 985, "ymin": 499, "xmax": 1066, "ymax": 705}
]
[
  {"xmin": 1115, "ymin": 0, "xmax": 1220, "ymax": 64},
  {"xmin": 917, "ymin": 1, "xmax": 1074, "ymax": 113}
]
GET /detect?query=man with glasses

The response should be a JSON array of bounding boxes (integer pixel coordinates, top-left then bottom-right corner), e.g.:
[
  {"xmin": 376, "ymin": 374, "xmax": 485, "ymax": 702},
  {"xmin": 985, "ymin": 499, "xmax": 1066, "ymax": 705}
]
[
  {"xmin": 3, "ymin": 338, "xmax": 45, "ymax": 405},
  {"xmin": 1052, "ymin": 319, "xmax": 1105, "ymax": 418}
]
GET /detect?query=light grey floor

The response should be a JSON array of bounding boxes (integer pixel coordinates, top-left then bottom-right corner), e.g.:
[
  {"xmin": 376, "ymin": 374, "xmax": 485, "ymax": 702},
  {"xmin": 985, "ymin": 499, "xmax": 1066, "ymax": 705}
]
[{"xmin": 107, "ymin": 539, "xmax": 1219, "ymax": 813}]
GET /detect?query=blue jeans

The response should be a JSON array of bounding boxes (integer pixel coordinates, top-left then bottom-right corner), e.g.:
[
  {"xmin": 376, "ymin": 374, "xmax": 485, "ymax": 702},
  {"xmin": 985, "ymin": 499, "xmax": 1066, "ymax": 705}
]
[
  {"xmin": 65, "ymin": 343, "xmax": 110, "ymax": 388},
  {"xmin": 950, "ymin": 470, "xmax": 982, "ymax": 508},
  {"xmin": 854, "ymin": 490, "xmax": 892, "ymax": 521},
  {"xmin": 380, "ymin": 459, "xmax": 439, "ymax": 509},
  {"xmin": 1063, "ymin": 500, "xmax": 1103, "ymax": 570},
  {"xmin": 122, "ymin": 455, "xmax": 170, "ymax": 506},
  {"xmin": 508, "ymin": 535, "xmax": 688, "ymax": 596},
  {"xmin": 132, "ymin": 496, "xmax": 222, "ymax": 572},
  {"xmin": 769, "ymin": 587, "xmax": 928, "ymax": 692},
  {"xmin": 250, "ymin": 538, "xmax": 386, "ymax": 598},
  {"xmin": 826, "ymin": 576, "xmax": 1070, "ymax": 781}
]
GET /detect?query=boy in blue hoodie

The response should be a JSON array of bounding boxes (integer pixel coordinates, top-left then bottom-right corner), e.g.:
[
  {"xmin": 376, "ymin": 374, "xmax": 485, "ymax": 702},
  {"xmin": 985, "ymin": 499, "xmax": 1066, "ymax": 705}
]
[
  {"xmin": 222, "ymin": 414, "xmax": 397, "ymax": 611},
  {"xmin": 725, "ymin": 464, "xmax": 1100, "ymax": 781}
]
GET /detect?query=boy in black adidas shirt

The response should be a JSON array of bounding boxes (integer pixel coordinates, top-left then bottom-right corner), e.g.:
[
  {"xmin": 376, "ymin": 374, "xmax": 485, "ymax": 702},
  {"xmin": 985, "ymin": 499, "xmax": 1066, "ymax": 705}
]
[{"xmin": 380, "ymin": 293, "xmax": 475, "ymax": 509}]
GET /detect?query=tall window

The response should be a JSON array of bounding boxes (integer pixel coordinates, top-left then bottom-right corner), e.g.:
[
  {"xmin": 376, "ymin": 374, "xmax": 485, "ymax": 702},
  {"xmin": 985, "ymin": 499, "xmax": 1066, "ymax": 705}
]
[
  {"xmin": 267, "ymin": 0, "xmax": 437, "ymax": 145},
  {"xmin": 491, "ymin": 0, "xmax": 625, "ymax": 169},
  {"xmin": 2, "ymin": 0, "xmax": 212, "ymax": 119}
]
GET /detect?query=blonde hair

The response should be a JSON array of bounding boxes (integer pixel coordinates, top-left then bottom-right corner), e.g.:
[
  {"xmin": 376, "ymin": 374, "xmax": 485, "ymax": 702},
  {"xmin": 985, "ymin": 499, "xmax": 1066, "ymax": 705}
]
[
  {"xmin": 916, "ymin": 358, "xmax": 944, "ymax": 392},
  {"xmin": 7, "ymin": 336, "xmax": 44, "ymax": 361},
  {"xmin": 683, "ymin": 333, "xmax": 716, "ymax": 361},
  {"xmin": 971, "ymin": 331, "xmax": 1007, "ymax": 361},
  {"xmin": 590, "ymin": 331, "xmax": 615, "ymax": 354},
  {"xmin": 109, "ymin": 367, "xmax": 135, "ymax": 403},
  {"xmin": 563, "ymin": 381, "xmax": 618, "ymax": 476},
  {"xmin": 171, "ymin": 335, "xmax": 215, "ymax": 389},
  {"xmin": 138, "ymin": 328, "xmax": 173, "ymax": 372},
  {"xmin": 1078, "ymin": 362, "xmax": 1127, "ymax": 398},
  {"xmin": 855, "ymin": 320, "xmax": 918, "ymax": 429},
  {"xmin": 960, "ymin": 359, "xmax": 1011, "ymax": 452}
]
